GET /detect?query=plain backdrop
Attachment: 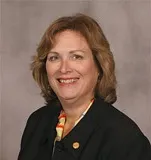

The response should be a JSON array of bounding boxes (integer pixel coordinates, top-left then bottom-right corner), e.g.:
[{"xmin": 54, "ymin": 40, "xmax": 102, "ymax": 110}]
[{"xmin": 0, "ymin": 0, "xmax": 151, "ymax": 160}]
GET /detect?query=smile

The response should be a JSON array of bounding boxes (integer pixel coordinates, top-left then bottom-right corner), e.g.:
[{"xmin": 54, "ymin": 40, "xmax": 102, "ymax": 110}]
[{"xmin": 58, "ymin": 78, "xmax": 79, "ymax": 84}]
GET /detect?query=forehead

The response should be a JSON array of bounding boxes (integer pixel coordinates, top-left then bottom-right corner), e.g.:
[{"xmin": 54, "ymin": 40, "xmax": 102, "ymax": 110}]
[{"xmin": 51, "ymin": 30, "xmax": 90, "ymax": 51}]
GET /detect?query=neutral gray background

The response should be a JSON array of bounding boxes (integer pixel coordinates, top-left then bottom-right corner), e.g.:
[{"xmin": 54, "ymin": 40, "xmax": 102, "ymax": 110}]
[{"xmin": 1, "ymin": 0, "xmax": 151, "ymax": 160}]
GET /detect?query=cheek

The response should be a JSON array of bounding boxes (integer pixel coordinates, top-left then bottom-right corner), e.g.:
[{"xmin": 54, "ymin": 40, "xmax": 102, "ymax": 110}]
[
  {"xmin": 81, "ymin": 61, "xmax": 98, "ymax": 78},
  {"xmin": 46, "ymin": 64, "xmax": 51, "ymax": 76},
  {"xmin": 46, "ymin": 63, "xmax": 57, "ymax": 77}
]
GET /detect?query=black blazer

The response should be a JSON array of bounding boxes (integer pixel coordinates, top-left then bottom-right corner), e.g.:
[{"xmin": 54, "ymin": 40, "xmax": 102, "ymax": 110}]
[{"xmin": 18, "ymin": 97, "xmax": 151, "ymax": 160}]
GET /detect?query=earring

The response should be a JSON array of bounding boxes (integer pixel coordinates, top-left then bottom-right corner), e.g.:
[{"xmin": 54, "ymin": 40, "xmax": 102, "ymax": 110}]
[
  {"xmin": 47, "ymin": 84, "xmax": 51, "ymax": 93},
  {"xmin": 98, "ymin": 73, "xmax": 101, "ymax": 80}
]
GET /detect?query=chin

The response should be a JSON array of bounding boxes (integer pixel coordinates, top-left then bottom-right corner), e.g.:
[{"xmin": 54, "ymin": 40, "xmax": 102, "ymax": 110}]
[{"xmin": 59, "ymin": 94, "xmax": 78, "ymax": 102}]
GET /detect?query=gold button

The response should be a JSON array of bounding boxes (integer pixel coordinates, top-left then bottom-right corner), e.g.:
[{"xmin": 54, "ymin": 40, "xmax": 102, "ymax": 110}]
[{"xmin": 73, "ymin": 142, "xmax": 80, "ymax": 149}]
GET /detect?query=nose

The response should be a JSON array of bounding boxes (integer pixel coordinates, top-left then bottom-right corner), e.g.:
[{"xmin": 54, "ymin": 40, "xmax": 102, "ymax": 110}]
[{"xmin": 59, "ymin": 59, "xmax": 72, "ymax": 73}]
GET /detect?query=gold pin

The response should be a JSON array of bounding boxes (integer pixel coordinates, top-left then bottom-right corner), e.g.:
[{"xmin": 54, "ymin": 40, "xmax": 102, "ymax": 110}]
[{"xmin": 73, "ymin": 142, "xmax": 80, "ymax": 149}]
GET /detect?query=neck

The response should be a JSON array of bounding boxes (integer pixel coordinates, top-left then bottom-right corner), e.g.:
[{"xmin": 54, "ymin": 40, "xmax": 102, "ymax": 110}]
[{"xmin": 59, "ymin": 95, "xmax": 94, "ymax": 124}]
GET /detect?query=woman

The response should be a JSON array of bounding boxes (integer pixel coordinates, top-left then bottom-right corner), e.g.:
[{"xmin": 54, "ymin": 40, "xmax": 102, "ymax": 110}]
[{"xmin": 18, "ymin": 13, "xmax": 151, "ymax": 160}]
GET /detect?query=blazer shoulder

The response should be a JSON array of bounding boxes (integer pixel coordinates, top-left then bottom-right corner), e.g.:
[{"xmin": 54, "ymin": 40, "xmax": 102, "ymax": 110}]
[
  {"xmin": 19, "ymin": 106, "xmax": 49, "ymax": 149},
  {"xmin": 94, "ymin": 98, "xmax": 151, "ymax": 158},
  {"xmin": 96, "ymin": 99, "xmax": 141, "ymax": 132},
  {"xmin": 94, "ymin": 98, "xmax": 150, "ymax": 142},
  {"xmin": 27, "ymin": 101, "xmax": 61, "ymax": 122},
  {"xmin": 19, "ymin": 102, "xmax": 61, "ymax": 150},
  {"xmin": 28, "ymin": 105, "xmax": 50, "ymax": 121}
]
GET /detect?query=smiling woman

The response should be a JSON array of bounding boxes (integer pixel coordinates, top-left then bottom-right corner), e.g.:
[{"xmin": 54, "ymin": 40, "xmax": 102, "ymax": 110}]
[
  {"xmin": 46, "ymin": 30, "xmax": 98, "ymax": 104},
  {"xmin": 18, "ymin": 13, "xmax": 151, "ymax": 160}
]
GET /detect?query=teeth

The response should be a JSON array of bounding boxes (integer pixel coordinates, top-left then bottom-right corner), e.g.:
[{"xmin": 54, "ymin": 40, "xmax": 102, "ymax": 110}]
[{"xmin": 59, "ymin": 79, "xmax": 78, "ymax": 84}]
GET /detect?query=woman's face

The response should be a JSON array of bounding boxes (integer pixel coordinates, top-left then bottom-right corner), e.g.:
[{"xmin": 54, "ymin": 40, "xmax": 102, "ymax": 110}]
[{"xmin": 46, "ymin": 30, "xmax": 99, "ymax": 103}]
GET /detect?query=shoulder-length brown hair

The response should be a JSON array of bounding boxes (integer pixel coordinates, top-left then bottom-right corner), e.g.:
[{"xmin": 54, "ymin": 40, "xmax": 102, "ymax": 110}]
[{"xmin": 31, "ymin": 13, "xmax": 117, "ymax": 104}]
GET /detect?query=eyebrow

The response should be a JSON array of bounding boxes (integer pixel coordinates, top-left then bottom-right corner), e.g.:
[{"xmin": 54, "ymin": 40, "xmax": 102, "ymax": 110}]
[{"xmin": 49, "ymin": 50, "xmax": 86, "ymax": 55}]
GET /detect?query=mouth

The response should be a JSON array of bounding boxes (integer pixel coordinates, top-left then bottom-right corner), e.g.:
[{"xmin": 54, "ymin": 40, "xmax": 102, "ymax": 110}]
[{"xmin": 57, "ymin": 78, "xmax": 79, "ymax": 84}]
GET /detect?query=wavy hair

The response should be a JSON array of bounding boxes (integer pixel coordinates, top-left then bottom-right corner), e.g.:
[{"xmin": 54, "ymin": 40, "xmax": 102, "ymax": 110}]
[{"xmin": 31, "ymin": 13, "xmax": 117, "ymax": 104}]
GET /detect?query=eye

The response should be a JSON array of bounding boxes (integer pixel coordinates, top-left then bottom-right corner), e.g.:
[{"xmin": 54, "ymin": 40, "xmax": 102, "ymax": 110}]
[
  {"xmin": 72, "ymin": 54, "xmax": 83, "ymax": 60},
  {"xmin": 47, "ymin": 55, "xmax": 59, "ymax": 62}
]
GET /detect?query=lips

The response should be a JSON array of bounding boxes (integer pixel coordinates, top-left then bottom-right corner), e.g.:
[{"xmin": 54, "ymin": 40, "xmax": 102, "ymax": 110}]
[{"xmin": 57, "ymin": 78, "xmax": 79, "ymax": 84}]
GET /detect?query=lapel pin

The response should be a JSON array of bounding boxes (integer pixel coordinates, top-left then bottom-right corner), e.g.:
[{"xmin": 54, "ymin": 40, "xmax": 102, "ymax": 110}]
[{"xmin": 73, "ymin": 142, "xmax": 80, "ymax": 149}]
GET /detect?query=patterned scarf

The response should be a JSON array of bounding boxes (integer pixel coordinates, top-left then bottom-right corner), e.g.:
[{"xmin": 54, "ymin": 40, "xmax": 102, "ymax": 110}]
[{"xmin": 55, "ymin": 99, "xmax": 94, "ymax": 141}]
